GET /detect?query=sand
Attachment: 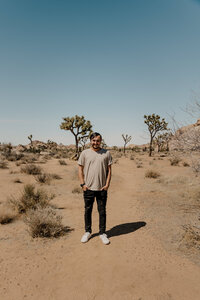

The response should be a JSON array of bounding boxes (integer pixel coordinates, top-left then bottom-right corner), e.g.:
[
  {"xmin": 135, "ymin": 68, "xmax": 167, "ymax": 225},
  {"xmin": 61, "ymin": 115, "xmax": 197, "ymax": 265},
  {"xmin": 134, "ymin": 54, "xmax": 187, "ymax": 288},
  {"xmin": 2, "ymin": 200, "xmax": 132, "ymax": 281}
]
[{"xmin": 0, "ymin": 153, "xmax": 200, "ymax": 300}]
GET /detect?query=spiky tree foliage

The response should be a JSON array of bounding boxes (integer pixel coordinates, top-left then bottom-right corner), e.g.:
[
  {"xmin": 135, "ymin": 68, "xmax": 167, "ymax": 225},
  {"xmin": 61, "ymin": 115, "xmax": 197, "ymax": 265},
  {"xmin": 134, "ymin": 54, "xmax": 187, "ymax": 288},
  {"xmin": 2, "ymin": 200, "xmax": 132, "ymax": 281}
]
[
  {"xmin": 144, "ymin": 114, "xmax": 168, "ymax": 156},
  {"xmin": 101, "ymin": 139, "xmax": 107, "ymax": 149},
  {"xmin": 155, "ymin": 134, "xmax": 165, "ymax": 152},
  {"xmin": 28, "ymin": 135, "xmax": 33, "ymax": 145},
  {"xmin": 78, "ymin": 136, "xmax": 88, "ymax": 150},
  {"xmin": 162, "ymin": 131, "xmax": 173, "ymax": 151},
  {"xmin": 122, "ymin": 134, "xmax": 131, "ymax": 154},
  {"xmin": 60, "ymin": 115, "xmax": 93, "ymax": 155}
]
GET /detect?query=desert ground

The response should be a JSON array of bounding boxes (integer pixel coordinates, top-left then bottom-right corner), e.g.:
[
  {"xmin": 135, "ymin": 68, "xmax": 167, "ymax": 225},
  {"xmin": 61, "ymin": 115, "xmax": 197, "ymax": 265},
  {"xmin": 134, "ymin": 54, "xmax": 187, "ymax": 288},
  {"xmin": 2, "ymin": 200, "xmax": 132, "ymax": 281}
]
[{"xmin": 0, "ymin": 150, "xmax": 200, "ymax": 300}]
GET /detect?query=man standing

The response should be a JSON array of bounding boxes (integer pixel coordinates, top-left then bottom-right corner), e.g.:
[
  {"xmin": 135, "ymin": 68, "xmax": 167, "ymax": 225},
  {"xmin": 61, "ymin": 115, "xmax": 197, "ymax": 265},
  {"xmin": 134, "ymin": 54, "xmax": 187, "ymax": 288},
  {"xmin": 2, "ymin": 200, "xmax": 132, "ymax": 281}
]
[{"xmin": 78, "ymin": 132, "xmax": 112, "ymax": 245}]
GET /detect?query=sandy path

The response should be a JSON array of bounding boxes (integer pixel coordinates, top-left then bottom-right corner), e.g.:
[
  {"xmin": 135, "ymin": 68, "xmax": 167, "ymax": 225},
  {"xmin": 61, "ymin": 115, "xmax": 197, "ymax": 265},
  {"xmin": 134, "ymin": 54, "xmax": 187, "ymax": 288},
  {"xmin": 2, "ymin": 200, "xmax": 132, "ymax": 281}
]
[{"xmin": 1, "ymin": 158, "xmax": 200, "ymax": 300}]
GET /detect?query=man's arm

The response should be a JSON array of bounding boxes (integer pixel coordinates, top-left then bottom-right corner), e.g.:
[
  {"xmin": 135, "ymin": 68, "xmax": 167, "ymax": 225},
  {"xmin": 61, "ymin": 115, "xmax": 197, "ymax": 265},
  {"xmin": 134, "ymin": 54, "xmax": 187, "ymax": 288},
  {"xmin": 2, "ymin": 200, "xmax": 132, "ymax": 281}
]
[
  {"xmin": 78, "ymin": 165, "xmax": 88, "ymax": 191},
  {"xmin": 101, "ymin": 164, "xmax": 112, "ymax": 191}
]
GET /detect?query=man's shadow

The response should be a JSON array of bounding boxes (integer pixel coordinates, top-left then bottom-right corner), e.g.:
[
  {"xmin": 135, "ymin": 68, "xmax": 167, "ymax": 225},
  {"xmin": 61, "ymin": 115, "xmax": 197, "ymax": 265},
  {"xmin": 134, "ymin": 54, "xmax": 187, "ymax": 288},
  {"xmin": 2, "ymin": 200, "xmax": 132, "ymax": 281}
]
[{"xmin": 91, "ymin": 221, "xmax": 146, "ymax": 239}]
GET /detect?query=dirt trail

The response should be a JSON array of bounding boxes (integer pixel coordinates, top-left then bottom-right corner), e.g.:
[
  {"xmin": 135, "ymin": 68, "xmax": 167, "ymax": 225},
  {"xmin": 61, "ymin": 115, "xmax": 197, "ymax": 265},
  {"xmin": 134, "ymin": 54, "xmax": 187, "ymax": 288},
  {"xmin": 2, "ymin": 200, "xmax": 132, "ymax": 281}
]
[{"xmin": 1, "ymin": 158, "xmax": 200, "ymax": 300}]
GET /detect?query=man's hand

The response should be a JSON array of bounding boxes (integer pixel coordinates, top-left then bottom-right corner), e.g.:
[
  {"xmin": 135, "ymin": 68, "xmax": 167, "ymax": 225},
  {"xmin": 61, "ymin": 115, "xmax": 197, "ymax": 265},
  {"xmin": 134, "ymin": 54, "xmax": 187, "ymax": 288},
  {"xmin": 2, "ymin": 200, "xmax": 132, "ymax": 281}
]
[
  {"xmin": 82, "ymin": 185, "xmax": 89, "ymax": 191},
  {"xmin": 101, "ymin": 185, "xmax": 109, "ymax": 191}
]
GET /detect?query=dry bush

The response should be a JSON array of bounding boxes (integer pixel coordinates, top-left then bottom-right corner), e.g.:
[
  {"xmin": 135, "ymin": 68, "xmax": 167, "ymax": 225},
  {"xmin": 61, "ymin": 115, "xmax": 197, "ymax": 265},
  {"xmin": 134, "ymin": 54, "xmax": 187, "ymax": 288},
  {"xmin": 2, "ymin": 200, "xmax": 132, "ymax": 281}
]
[
  {"xmin": 13, "ymin": 178, "xmax": 22, "ymax": 183},
  {"xmin": 169, "ymin": 155, "xmax": 181, "ymax": 166},
  {"xmin": 113, "ymin": 158, "xmax": 118, "ymax": 164},
  {"xmin": 21, "ymin": 164, "xmax": 42, "ymax": 175},
  {"xmin": 20, "ymin": 154, "xmax": 38, "ymax": 164},
  {"xmin": 24, "ymin": 207, "xmax": 65, "ymax": 238},
  {"xmin": 191, "ymin": 157, "xmax": 200, "ymax": 175},
  {"xmin": 9, "ymin": 184, "xmax": 51, "ymax": 213},
  {"xmin": 0, "ymin": 160, "xmax": 8, "ymax": 169},
  {"xmin": 58, "ymin": 159, "xmax": 67, "ymax": 165},
  {"xmin": 183, "ymin": 161, "xmax": 190, "ymax": 167},
  {"xmin": 145, "ymin": 169, "xmax": 161, "ymax": 178},
  {"xmin": 181, "ymin": 224, "xmax": 200, "ymax": 250},
  {"xmin": 0, "ymin": 207, "xmax": 17, "ymax": 224},
  {"xmin": 72, "ymin": 187, "xmax": 82, "ymax": 194},
  {"xmin": 156, "ymin": 175, "xmax": 188, "ymax": 185},
  {"xmin": 136, "ymin": 162, "xmax": 143, "ymax": 168},
  {"xmin": 35, "ymin": 173, "xmax": 51, "ymax": 184},
  {"xmin": 50, "ymin": 173, "xmax": 62, "ymax": 180}
]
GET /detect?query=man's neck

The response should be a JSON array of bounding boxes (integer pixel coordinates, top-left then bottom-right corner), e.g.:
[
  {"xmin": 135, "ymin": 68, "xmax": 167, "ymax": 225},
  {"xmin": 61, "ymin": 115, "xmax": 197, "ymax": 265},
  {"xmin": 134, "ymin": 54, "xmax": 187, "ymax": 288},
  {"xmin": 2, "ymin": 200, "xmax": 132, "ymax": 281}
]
[{"xmin": 90, "ymin": 147, "xmax": 102, "ymax": 152}]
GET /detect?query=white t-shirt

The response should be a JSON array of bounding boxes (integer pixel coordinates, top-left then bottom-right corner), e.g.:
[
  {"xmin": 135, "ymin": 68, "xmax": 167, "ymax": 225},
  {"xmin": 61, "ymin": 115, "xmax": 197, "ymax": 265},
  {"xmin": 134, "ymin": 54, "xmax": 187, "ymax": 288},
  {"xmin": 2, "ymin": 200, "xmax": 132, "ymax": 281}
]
[{"xmin": 78, "ymin": 148, "xmax": 112, "ymax": 191}]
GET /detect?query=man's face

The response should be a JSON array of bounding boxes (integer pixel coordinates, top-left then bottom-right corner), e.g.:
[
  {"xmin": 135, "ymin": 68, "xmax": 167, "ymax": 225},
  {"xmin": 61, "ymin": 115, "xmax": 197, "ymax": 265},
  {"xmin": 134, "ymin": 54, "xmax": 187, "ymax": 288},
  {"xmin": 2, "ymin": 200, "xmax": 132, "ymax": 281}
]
[{"xmin": 90, "ymin": 135, "xmax": 101, "ymax": 150}]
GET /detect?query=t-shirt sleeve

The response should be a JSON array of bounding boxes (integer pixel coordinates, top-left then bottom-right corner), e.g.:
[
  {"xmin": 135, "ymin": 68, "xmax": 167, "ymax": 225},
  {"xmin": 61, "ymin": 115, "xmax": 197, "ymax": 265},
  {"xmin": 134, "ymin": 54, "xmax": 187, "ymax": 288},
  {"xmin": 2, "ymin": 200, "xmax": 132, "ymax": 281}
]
[
  {"xmin": 78, "ymin": 151, "xmax": 85, "ymax": 166},
  {"xmin": 107, "ymin": 151, "xmax": 112, "ymax": 165}
]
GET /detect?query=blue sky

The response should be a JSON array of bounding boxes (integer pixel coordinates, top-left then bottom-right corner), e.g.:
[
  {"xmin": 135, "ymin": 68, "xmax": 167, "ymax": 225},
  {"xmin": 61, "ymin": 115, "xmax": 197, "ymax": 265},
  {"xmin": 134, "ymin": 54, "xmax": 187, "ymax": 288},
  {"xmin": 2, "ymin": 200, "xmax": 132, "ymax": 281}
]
[{"xmin": 1, "ymin": 0, "xmax": 200, "ymax": 146}]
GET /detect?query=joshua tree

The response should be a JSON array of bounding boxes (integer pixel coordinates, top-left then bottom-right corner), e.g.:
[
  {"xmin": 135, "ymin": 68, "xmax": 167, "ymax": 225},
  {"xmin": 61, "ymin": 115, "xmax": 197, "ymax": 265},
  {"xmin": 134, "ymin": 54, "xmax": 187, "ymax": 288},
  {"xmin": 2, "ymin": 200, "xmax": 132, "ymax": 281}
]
[
  {"xmin": 144, "ymin": 114, "xmax": 168, "ymax": 156},
  {"xmin": 28, "ymin": 135, "xmax": 33, "ymax": 145},
  {"xmin": 122, "ymin": 134, "xmax": 131, "ymax": 154},
  {"xmin": 78, "ymin": 136, "xmax": 88, "ymax": 150},
  {"xmin": 60, "ymin": 115, "xmax": 93, "ymax": 156},
  {"xmin": 101, "ymin": 139, "xmax": 107, "ymax": 149}
]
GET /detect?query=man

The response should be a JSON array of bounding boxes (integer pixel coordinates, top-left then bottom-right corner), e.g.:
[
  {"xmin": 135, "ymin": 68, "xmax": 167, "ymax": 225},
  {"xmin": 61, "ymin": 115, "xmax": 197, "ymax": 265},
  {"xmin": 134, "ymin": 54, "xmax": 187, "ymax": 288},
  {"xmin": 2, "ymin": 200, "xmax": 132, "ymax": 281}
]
[{"xmin": 78, "ymin": 132, "xmax": 112, "ymax": 245}]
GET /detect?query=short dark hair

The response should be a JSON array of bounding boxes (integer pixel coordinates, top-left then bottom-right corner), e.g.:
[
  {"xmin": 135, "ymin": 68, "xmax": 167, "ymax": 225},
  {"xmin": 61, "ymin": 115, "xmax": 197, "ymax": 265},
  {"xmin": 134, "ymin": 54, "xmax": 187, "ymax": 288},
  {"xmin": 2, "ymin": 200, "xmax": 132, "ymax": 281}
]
[{"xmin": 90, "ymin": 132, "xmax": 102, "ymax": 141}]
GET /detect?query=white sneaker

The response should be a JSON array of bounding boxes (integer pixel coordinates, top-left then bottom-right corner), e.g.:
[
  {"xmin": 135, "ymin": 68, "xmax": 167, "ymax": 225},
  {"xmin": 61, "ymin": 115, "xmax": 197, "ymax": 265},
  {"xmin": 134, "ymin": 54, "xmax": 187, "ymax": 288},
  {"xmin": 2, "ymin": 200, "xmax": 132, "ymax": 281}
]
[
  {"xmin": 81, "ymin": 232, "xmax": 91, "ymax": 243},
  {"xmin": 99, "ymin": 233, "xmax": 110, "ymax": 245}
]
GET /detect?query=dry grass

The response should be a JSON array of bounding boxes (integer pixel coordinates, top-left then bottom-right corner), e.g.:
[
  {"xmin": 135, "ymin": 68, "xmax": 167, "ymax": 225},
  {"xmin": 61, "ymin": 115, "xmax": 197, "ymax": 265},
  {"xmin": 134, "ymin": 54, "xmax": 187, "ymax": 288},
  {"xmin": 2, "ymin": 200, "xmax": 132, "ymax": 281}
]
[
  {"xmin": 145, "ymin": 169, "xmax": 161, "ymax": 178},
  {"xmin": 9, "ymin": 184, "xmax": 51, "ymax": 213},
  {"xmin": 21, "ymin": 164, "xmax": 42, "ymax": 175},
  {"xmin": 0, "ymin": 160, "xmax": 8, "ymax": 169},
  {"xmin": 0, "ymin": 207, "xmax": 17, "ymax": 224},
  {"xmin": 181, "ymin": 225, "xmax": 200, "ymax": 250},
  {"xmin": 183, "ymin": 161, "xmax": 190, "ymax": 167},
  {"xmin": 13, "ymin": 178, "xmax": 22, "ymax": 183},
  {"xmin": 58, "ymin": 159, "xmax": 67, "ymax": 165},
  {"xmin": 72, "ymin": 186, "xmax": 82, "ymax": 194},
  {"xmin": 24, "ymin": 207, "xmax": 66, "ymax": 238},
  {"xmin": 169, "ymin": 155, "xmax": 181, "ymax": 166},
  {"xmin": 50, "ymin": 173, "xmax": 62, "ymax": 180},
  {"xmin": 35, "ymin": 173, "xmax": 51, "ymax": 184},
  {"xmin": 156, "ymin": 175, "xmax": 188, "ymax": 185},
  {"xmin": 191, "ymin": 158, "xmax": 200, "ymax": 175}
]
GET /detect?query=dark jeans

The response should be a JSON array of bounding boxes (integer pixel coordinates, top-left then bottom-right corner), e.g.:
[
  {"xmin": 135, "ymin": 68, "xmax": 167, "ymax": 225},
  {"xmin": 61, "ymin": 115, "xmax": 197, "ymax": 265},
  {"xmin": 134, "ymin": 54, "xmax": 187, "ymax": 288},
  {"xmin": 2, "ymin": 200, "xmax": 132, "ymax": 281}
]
[{"xmin": 83, "ymin": 189, "xmax": 107, "ymax": 235}]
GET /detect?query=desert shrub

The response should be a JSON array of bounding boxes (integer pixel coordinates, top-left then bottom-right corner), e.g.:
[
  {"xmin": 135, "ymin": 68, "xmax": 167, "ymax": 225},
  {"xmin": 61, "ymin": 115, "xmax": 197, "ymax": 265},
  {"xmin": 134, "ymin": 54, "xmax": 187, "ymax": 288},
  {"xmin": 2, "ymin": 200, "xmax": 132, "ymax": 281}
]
[
  {"xmin": 24, "ymin": 207, "xmax": 65, "ymax": 238},
  {"xmin": 0, "ymin": 160, "xmax": 8, "ymax": 169},
  {"xmin": 145, "ymin": 169, "xmax": 161, "ymax": 178},
  {"xmin": 112, "ymin": 158, "xmax": 118, "ymax": 164},
  {"xmin": 72, "ymin": 187, "xmax": 82, "ymax": 194},
  {"xmin": 13, "ymin": 178, "xmax": 22, "ymax": 183},
  {"xmin": 50, "ymin": 173, "xmax": 62, "ymax": 180},
  {"xmin": 169, "ymin": 155, "xmax": 181, "ymax": 166},
  {"xmin": 136, "ymin": 162, "xmax": 143, "ymax": 168},
  {"xmin": 183, "ymin": 161, "xmax": 190, "ymax": 167},
  {"xmin": 181, "ymin": 224, "xmax": 200, "ymax": 250},
  {"xmin": 191, "ymin": 158, "xmax": 200, "ymax": 175},
  {"xmin": 21, "ymin": 164, "xmax": 42, "ymax": 175},
  {"xmin": 0, "ymin": 207, "xmax": 17, "ymax": 224},
  {"xmin": 35, "ymin": 173, "xmax": 51, "ymax": 184},
  {"xmin": 58, "ymin": 159, "xmax": 67, "ymax": 165},
  {"xmin": 6, "ymin": 152, "xmax": 24, "ymax": 162},
  {"xmin": 9, "ymin": 184, "xmax": 51, "ymax": 213}
]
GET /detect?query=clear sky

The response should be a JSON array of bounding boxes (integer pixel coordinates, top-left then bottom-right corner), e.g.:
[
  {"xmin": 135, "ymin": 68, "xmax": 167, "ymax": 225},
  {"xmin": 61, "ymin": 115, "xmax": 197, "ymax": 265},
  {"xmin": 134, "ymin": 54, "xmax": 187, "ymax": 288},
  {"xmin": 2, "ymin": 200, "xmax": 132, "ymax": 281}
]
[{"xmin": 1, "ymin": 0, "xmax": 200, "ymax": 146}]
